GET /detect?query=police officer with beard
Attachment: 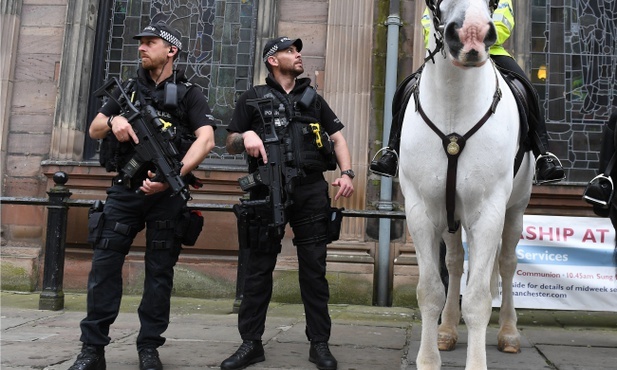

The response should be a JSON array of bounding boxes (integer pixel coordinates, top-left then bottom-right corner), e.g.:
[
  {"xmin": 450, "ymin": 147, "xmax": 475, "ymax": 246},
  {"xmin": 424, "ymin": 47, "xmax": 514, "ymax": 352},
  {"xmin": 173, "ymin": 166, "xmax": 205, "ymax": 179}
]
[
  {"xmin": 69, "ymin": 21, "xmax": 215, "ymax": 370},
  {"xmin": 220, "ymin": 37, "xmax": 354, "ymax": 370}
]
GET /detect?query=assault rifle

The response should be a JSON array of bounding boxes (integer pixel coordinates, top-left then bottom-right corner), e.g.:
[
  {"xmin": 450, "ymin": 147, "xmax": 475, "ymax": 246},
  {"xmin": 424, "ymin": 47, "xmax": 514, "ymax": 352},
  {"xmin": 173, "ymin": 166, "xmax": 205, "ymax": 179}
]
[
  {"xmin": 95, "ymin": 77, "xmax": 190, "ymax": 201},
  {"xmin": 237, "ymin": 98, "xmax": 301, "ymax": 237}
]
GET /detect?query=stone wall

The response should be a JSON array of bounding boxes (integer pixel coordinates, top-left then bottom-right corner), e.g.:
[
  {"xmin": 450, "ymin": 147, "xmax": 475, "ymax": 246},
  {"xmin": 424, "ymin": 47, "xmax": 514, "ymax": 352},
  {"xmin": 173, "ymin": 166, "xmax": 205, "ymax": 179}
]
[{"xmin": 3, "ymin": 0, "xmax": 68, "ymax": 242}]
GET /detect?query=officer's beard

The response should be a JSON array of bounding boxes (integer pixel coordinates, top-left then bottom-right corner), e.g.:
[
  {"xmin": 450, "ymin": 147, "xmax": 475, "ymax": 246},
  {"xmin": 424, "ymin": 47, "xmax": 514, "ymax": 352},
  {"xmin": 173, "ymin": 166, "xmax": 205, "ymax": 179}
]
[{"xmin": 281, "ymin": 64, "xmax": 304, "ymax": 79}]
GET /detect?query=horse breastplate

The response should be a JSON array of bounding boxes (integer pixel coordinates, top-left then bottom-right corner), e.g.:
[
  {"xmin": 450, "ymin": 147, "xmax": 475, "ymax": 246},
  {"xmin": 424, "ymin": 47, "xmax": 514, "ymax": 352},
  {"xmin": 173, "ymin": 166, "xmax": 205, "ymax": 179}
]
[{"xmin": 415, "ymin": 66, "xmax": 502, "ymax": 233}]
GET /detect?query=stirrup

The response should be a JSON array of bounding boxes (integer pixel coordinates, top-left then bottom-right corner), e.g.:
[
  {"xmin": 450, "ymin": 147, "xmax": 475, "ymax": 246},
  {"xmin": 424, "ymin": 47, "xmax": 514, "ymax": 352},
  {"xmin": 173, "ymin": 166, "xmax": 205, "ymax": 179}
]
[
  {"xmin": 369, "ymin": 147, "xmax": 399, "ymax": 177},
  {"xmin": 583, "ymin": 174, "xmax": 614, "ymax": 207},
  {"xmin": 534, "ymin": 152, "xmax": 566, "ymax": 185}
]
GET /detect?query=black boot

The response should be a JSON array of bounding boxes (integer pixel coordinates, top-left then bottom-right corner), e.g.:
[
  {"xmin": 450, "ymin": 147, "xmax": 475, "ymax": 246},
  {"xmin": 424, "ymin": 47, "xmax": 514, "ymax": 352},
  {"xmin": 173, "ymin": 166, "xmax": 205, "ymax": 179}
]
[
  {"xmin": 535, "ymin": 152, "xmax": 566, "ymax": 184},
  {"xmin": 68, "ymin": 344, "xmax": 106, "ymax": 370},
  {"xmin": 220, "ymin": 340, "xmax": 265, "ymax": 370},
  {"xmin": 138, "ymin": 347, "xmax": 163, "ymax": 370},
  {"xmin": 370, "ymin": 148, "xmax": 398, "ymax": 177},
  {"xmin": 584, "ymin": 175, "xmax": 613, "ymax": 207},
  {"xmin": 370, "ymin": 72, "xmax": 419, "ymax": 178},
  {"xmin": 309, "ymin": 341, "xmax": 337, "ymax": 370}
]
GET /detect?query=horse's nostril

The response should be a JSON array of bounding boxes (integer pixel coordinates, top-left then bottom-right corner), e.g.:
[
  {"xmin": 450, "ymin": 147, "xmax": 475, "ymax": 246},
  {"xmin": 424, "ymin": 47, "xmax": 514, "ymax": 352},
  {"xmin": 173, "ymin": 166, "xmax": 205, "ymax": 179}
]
[
  {"xmin": 444, "ymin": 22, "xmax": 461, "ymax": 40},
  {"xmin": 444, "ymin": 22, "xmax": 464, "ymax": 56},
  {"xmin": 485, "ymin": 23, "xmax": 497, "ymax": 48}
]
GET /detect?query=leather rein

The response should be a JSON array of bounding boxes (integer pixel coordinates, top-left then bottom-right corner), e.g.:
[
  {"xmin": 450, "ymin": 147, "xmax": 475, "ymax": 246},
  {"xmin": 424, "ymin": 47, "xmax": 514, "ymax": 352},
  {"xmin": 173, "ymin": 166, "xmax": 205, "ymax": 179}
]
[{"xmin": 413, "ymin": 64, "xmax": 502, "ymax": 233}]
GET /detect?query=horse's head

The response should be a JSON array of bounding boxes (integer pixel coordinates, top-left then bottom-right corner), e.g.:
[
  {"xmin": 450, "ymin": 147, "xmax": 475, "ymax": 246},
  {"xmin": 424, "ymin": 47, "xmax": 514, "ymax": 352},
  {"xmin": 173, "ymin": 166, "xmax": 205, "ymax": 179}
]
[{"xmin": 426, "ymin": 0, "xmax": 497, "ymax": 67}]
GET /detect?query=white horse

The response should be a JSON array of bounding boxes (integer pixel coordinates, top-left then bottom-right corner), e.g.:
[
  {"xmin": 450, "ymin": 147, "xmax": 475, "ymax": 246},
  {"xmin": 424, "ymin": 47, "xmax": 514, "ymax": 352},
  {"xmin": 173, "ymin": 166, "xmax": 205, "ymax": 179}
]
[{"xmin": 399, "ymin": 0, "xmax": 534, "ymax": 369}]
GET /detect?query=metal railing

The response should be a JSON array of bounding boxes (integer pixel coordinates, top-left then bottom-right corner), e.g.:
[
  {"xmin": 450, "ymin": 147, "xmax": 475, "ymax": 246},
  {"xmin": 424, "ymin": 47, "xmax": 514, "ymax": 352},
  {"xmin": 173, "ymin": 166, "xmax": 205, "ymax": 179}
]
[{"xmin": 0, "ymin": 172, "xmax": 406, "ymax": 311}]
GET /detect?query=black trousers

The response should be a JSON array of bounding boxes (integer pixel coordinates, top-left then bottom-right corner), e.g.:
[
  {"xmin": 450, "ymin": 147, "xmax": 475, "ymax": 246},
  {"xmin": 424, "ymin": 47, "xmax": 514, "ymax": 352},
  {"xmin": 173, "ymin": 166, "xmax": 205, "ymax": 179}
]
[
  {"xmin": 492, "ymin": 55, "xmax": 550, "ymax": 154},
  {"xmin": 79, "ymin": 185, "xmax": 185, "ymax": 350},
  {"xmin": 238, "ymin": 176, "xmax": 332, "ymax": 343}
]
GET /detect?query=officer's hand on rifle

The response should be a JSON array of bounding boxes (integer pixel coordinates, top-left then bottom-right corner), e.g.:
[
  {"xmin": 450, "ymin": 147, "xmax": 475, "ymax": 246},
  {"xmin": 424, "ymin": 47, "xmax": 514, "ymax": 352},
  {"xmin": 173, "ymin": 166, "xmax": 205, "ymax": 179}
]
[
  {"xmin": 109, "ymin": 115, "xmax": 139, "ymax": 144},
  {"xmin": 140, "ymin": 170, "xmax": 170, "ymax": 195},
  {"xmin": 242, "ymin": 130, "xmax": 268, "ymax": 163}
]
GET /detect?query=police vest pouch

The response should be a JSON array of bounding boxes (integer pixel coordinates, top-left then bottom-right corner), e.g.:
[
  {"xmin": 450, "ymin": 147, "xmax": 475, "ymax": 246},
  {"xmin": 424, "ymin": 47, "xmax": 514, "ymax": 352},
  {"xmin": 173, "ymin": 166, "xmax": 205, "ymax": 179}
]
[
  {"xmin": 297, "ymin": 86, "xmax": 317, "ymax": 110},
  {"xmin": 99, "ymin": 131, "xmax": 119, "ymax": 171},
  {"xmin": 99, "ymin": 131, "xmax": 134, "ymax": 172},
  {"xmin": 288, "ymin": 121, "xmax": 333, "ymax": 173},
  {"xmin": 163, "ymin": 82, "xmax": 178, "ymax": 110}
]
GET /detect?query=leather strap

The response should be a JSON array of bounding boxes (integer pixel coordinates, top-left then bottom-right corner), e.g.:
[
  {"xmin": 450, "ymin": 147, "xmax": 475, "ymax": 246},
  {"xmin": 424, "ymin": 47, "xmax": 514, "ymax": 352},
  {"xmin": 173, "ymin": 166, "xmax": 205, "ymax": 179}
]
[{"xmin": 416, "ymin": 69, "xmax": 502, "ymax": 233}]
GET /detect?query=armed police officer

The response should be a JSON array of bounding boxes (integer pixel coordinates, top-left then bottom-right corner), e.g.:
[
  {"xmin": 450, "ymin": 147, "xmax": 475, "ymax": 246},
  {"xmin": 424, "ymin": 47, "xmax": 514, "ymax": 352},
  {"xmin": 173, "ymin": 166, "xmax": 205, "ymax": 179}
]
[
  {"xmin": 219, "ymin": 37, "xmax": 354, "ymax": 370},
  {"xmin": 370, "ymin": 0, "xmax": 566, "ymax": 185},
  {"xmin": 69, "ymin": 21, "xmax": 216, "ymax": 370}
]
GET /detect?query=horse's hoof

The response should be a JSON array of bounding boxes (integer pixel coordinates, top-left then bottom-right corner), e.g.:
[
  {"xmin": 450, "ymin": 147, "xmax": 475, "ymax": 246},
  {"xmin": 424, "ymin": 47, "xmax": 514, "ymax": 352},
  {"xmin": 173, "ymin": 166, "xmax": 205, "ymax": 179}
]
[
  {"xmin": 498, "ymin": 338, "xmax": 521, "ymax": 353},
  {"xmin": 437, "ymin": 332, "xmax": 458, "ymax": 351}
]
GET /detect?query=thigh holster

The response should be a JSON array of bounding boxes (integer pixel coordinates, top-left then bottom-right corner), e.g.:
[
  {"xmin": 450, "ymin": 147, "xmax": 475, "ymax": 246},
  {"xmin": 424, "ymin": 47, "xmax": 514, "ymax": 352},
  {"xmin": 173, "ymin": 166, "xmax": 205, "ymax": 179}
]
[
  {"xmin": 146, "ymin": 219, "xmax": 180, "ymax": 250},
  {"xmin": 92, "ymin": 219, "xmax": 138, "ymax": 254}
]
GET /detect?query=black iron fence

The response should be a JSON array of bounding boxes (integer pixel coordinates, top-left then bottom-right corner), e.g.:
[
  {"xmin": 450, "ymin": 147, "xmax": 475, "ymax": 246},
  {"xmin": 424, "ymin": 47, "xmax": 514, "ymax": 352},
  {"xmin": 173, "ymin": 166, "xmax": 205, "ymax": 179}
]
[{"xmin": 0, "ymin": 172, "xmax": 406, "ymax": 311}]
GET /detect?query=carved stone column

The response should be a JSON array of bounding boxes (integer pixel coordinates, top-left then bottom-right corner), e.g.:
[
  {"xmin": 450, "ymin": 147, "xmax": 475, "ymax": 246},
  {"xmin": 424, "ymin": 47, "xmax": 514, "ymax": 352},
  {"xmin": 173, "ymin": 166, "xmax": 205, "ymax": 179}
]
[
  {"xmin": 323, "ymin": 0, "xmax": 374, "ymax": 242},
  {"xmin": 50, "ymin": 0, "xmax": 98, "ymax": 161},
  {"xmin": 1, "ymin": 0, "xmax": 22, "ymax": 180}
]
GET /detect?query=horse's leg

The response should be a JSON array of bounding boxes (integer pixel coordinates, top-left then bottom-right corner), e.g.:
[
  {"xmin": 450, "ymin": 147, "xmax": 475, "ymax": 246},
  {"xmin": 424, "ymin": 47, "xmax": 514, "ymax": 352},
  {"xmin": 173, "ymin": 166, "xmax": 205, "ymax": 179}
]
[
  {"xmin": 412, "ymin": 222, "xmax": 445, "ymax": 370},
  {"xmin": 462, "ymin": 218, "xmax": 503, "ymax": 370},
  {"xmin": 438, "ymin": 229, "xmax": 463, "ymax": 351},
  {"xmin": 496, "ymin": 208, "xmax": 525, "ymax": 353}
]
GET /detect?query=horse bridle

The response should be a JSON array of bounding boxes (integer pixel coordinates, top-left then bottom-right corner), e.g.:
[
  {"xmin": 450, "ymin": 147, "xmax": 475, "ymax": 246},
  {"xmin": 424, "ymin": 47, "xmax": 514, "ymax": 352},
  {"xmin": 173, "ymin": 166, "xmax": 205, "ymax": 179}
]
[{"xmin": 423, "ymin": 0, "xmax": 500, "ymax": 63}]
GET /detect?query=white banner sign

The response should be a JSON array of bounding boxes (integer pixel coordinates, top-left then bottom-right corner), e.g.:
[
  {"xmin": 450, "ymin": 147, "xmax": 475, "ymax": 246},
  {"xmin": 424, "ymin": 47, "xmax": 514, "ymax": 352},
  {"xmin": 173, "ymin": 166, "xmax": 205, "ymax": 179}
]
[{"xmin": 462, "ymin": 215, "xmax": 617, "ymax": 312}]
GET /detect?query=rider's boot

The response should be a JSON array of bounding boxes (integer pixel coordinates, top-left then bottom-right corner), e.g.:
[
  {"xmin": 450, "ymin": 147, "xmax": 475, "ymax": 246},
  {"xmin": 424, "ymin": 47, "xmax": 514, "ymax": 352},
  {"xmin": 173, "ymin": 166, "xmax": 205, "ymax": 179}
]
[
  {"xmin": 370, "ymin": 70, "xmax": 421, "ymax": 178},
  {"xmin": 535, "ymin": 152, "xmax": 566, "ymax": 184},
  {"xmin": 531, "ymin": 130, "xmax": 566, "ymax": 185},
  {"xmin": 370, "ymin": 147, "xmax": 399, "ymax": 178},
  {"xmin": 370, "ymin": 103, "xmax": 403, "ymax": 178},
  {"xmin": 583, "ymin": 120, "xmax": 616, "ymax": 211}
]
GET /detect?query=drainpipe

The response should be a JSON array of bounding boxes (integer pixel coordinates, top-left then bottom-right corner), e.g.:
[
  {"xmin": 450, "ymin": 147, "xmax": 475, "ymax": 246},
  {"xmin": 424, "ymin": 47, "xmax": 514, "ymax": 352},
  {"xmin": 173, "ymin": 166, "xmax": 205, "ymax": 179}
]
[{"xmin": 376, "ymin": 0, "xmax": 402, "ymax": 307}]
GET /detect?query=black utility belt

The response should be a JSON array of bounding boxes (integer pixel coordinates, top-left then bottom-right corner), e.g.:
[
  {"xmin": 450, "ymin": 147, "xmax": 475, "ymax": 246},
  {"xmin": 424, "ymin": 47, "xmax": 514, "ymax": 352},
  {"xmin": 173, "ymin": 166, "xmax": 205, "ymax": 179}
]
[{"xmin": 294, "ymin": 172, "xmax": 324, "ymax": 186}]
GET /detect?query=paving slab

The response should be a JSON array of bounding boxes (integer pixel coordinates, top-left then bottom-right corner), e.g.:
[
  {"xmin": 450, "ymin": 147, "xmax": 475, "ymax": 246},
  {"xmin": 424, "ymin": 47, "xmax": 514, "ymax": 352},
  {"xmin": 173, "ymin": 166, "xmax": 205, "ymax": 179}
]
[{"xmin": 2, "ymin": 292, "xmax": 616, "ymax": 370}]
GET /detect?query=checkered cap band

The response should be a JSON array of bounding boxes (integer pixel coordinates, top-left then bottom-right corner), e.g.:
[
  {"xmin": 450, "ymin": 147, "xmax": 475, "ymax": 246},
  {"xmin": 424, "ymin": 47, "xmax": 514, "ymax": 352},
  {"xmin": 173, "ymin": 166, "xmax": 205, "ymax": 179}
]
[
  {"xmin": 262, "ymin": 37, "xmax": 301, "ymax": 62},
  {"xmin": 263, "ymin": 43, "xmax": 281, "ymax": 62},
  {"xmin": 141, "ymin": 25, "xmax": 182, "ymax": 50}
]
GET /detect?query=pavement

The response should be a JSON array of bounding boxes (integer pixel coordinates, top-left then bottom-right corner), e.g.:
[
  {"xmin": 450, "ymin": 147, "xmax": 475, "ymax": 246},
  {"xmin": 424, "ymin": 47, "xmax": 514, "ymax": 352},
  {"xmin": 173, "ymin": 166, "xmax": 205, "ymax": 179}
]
[{"xmin": 1, "ymin": 291, "xmax": 616, "ymax": 370}]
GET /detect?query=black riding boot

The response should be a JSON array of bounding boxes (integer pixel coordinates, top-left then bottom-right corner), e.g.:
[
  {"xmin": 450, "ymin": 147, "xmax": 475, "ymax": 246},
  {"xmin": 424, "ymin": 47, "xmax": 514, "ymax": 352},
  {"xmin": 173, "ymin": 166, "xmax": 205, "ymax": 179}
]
[
  {"xmin": 492, "ymin": 55, "xmax": 565, "ymax": 185},
  {"xmin": 528, "ymin": 101, "xmax": 565, "ymax": 184},
  {"xmin": 369, "ymin": 131, "xmax": 401, "ymax": 178},
  {"xmin": 583, "ymin": 118, "xmax": 616, "ymax": 215},
  {"xmin": 531, "ymin": 131, "xmax": 566, "ymax": 185},
  {"xmin": 370, "ymin": 71, "xmax": 421, "ymax": 178}
]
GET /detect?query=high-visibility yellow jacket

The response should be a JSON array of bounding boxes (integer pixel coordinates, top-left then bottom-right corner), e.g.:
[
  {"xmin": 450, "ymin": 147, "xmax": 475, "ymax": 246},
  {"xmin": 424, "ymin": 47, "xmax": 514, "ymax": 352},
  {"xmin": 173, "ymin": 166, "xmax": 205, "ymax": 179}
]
[{"xmin": 422, "ymin": 0, "xmax": 514, "ymax": 57}]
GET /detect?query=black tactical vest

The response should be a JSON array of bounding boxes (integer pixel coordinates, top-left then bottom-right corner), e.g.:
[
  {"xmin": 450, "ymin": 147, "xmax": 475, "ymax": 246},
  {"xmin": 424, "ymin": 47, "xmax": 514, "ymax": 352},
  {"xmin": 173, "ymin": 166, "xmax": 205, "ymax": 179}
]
[
  {"xmin": 99, "ymin": 77, "xmax": 196, "ymax": 173},
  {"xmin": 250, "ymin": 85, "xmax": 336, "ymax": 174}
]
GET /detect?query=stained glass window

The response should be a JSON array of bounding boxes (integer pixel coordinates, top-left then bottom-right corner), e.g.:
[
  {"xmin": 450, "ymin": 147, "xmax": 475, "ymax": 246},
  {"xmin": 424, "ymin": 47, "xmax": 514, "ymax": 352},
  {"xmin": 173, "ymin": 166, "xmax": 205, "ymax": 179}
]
[
  {"xmin": 530, "ymin": 0, "xmax": 616, "ymax": 183},
  {"xmin": 106, "ymin": 0, "xmax": 258, "ymax": 164}
]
